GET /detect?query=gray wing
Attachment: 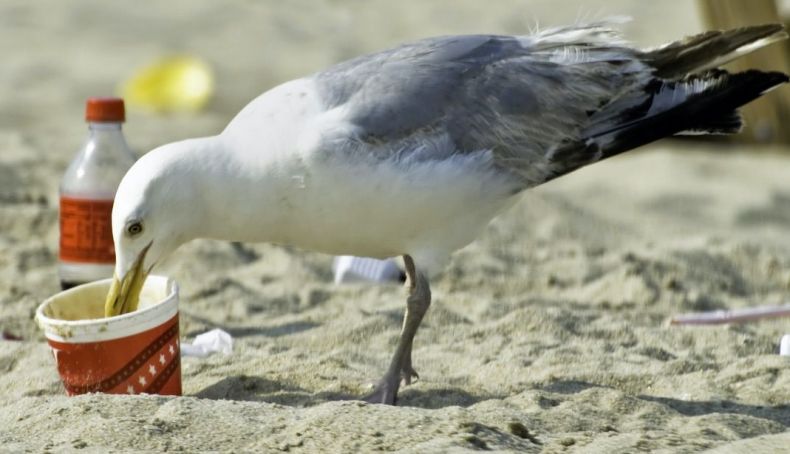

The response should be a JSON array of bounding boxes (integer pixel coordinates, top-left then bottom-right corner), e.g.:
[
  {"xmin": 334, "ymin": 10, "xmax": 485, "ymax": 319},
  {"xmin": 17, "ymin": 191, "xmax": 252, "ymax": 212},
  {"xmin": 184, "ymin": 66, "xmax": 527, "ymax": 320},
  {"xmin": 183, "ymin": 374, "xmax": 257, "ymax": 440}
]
[{"xmin": 314, "ymin": 24, "xmax": 648, "ymax": 186}]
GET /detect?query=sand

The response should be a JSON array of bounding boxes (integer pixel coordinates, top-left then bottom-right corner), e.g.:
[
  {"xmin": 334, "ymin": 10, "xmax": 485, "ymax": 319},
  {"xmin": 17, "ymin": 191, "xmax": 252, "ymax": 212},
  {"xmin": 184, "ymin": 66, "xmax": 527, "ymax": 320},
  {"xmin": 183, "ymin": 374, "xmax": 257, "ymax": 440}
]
[{"xmin": 2, "ymin": 0, "xmax": 790, "ymax": 452}]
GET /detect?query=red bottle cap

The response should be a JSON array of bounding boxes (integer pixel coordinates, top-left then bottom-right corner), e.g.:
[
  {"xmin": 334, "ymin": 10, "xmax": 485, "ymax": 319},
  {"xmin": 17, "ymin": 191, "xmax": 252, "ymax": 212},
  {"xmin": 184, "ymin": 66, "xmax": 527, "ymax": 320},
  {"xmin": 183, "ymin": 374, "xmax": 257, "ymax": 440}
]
[{"xmin": 85, "ymin": 97, "xmax": 125, "ymax": 123}]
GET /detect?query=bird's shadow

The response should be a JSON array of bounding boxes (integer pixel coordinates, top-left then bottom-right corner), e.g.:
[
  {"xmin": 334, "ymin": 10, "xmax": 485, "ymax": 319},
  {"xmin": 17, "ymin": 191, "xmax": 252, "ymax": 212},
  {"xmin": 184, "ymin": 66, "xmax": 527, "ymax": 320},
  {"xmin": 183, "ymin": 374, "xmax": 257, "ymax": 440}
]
[
  {"xmin": 194, "ymin": 374, "xmax": 498, "ymax": 409},
  {"xmin": 397, "ymin": 387, "xmax": 502, "ymax": 409},
  {"xmin": 638, "ymin": 395, "xmax": 790, "ymax": 427},
  {"xmin": 195, "ymin": 376, "xmax": 790, "ymax": 421},
  {"xmin": 181, "ymin": 310, "xmax": 319, "ymax": 339},
  {"xmin": 193, "ymin": 374, "xmax": 354, "ymax": 406},
  {"xmin": 735, "ymin": 191, "xmax": 790, "ymax": 229},
  {"xmin": 542, "ymin": 380, "xmax": 790, "ymax": 427}
]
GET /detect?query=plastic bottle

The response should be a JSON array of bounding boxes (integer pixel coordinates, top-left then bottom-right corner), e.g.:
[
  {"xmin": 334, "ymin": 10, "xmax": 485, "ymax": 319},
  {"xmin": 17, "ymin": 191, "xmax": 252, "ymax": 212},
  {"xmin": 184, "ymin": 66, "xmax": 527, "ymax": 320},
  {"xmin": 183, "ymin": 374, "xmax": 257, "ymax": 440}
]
[{"xmin": 58, "ymin": 98, "xmax": 137, "ymax": 290}]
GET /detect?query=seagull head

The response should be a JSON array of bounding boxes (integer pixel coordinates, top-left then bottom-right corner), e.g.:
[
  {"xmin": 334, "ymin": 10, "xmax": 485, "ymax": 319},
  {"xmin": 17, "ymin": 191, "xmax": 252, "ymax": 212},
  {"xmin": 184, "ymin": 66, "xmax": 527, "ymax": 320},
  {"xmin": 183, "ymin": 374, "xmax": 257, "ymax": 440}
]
[{"xmin": 104, "ymin": 140, "xmax": 199, "ymax": 316}]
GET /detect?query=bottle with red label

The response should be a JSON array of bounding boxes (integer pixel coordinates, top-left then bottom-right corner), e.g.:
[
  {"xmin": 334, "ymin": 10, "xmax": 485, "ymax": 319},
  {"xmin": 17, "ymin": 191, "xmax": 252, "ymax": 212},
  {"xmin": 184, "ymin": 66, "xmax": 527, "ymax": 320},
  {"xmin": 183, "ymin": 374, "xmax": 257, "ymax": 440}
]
[{"xmin": 59, "ymin": 98, "xmax": 137, "ymax": 290}]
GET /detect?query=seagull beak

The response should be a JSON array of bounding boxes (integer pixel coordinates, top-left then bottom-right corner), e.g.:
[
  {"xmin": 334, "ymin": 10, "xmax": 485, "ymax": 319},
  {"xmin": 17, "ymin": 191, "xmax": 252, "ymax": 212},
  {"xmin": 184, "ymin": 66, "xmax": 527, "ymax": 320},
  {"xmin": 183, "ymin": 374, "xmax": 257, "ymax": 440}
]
[{"xmin": 104, "ymin": 242, "xmax": 152, "ymax": 317}]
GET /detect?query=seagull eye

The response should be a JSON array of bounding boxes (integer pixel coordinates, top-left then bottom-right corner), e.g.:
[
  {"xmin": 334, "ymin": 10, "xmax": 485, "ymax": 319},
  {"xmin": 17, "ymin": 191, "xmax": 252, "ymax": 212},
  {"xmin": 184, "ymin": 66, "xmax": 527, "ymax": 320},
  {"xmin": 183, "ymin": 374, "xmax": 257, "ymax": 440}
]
[{"xmin": 126, "ymin": 221, "xmax": 143, "ymax": 236}]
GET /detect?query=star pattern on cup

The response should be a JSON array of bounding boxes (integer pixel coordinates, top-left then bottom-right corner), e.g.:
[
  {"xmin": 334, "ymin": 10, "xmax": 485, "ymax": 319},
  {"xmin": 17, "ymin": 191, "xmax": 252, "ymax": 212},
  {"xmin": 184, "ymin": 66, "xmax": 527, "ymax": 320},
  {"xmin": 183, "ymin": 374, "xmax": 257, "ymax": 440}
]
[{"xmin": 138, "ymin": 376, "xmax": 147, "ymax": 386}]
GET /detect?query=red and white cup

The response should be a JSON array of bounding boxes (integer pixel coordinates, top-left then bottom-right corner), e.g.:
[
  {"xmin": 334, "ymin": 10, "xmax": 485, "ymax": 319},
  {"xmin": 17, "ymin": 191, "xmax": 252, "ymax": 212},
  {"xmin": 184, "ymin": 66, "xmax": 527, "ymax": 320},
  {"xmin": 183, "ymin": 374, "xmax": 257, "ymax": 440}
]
[{"xmin": 35, "ymin": 275, "xmax": 181, "ymax": 396}]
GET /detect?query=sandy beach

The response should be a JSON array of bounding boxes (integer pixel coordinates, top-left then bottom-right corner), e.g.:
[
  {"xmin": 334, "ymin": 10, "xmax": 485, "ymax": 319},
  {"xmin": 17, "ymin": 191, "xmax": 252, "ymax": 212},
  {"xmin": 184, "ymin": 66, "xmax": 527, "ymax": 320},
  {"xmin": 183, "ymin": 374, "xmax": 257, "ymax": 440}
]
[{"xmin": 2, "ymin": 1, "xmax": 790, "ymax": 452}]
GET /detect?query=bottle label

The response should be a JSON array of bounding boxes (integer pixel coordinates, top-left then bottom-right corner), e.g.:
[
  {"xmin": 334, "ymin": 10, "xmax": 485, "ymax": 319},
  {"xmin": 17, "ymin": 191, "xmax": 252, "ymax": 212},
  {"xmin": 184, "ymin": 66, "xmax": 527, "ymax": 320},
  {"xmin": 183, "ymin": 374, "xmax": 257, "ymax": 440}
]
[{"xmin": 59, "ymin": 197, "xmax": 115, "ymax": 264}]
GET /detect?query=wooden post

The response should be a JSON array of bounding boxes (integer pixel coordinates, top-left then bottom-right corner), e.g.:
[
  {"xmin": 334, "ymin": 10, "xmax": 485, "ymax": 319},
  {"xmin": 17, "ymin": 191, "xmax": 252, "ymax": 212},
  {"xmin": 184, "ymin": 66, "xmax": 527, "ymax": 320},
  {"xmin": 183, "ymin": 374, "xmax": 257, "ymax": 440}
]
[{"xmin": 697, "ymin": 0, "xmax": 790, "ymax": 144}]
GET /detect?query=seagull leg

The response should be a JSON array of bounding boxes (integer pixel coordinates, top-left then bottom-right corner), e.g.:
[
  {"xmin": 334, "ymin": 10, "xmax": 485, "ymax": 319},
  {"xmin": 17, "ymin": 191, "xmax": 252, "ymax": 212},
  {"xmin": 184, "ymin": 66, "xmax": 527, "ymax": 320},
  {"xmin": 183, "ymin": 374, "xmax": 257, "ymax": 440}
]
[
  {"xmin": 400, "ymin": 342, "xmax": 419, "ymax": 385},
  {"xmin": 364, "ymin": 255, "xmax": 431, "ymax": 405}
]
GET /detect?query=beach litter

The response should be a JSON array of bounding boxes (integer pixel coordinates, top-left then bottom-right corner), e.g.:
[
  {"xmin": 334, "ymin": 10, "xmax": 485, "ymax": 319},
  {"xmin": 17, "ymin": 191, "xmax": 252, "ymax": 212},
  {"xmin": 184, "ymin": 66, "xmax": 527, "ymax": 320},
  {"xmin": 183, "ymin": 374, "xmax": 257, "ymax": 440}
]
[
  {"xmin": 181, "ymin": 328, "xmax": 233, "ymax": 358},
  {"xmin": 120, "ymin": 55, "xmax": 214, "ymax": 114},
  {"xmin": 671, "ymin": 305, "xmax": 790, "ymax": 356},
  {"xmin": 669, "ymin": 303, "xmax": 790, "ymax": 325},
  {"xmin": 332, "ymin": 256, "xmax": 405, "ymax": 284},
  {"xmin": 35, "ymin": 276, "xmax": 182, "ymax": 395},
  {"xmin": 780, "ymin": 335, "xmax": 790, "ymax": 357},
  {"xmin": 1, "ymin": 331, "xmax": 22, "ymax": 341}
]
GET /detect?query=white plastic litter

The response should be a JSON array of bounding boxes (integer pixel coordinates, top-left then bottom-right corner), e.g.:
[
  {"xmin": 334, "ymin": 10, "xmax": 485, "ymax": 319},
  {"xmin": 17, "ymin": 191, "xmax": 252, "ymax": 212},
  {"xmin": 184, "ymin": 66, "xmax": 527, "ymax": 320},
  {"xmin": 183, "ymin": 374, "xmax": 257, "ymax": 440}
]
[
  {"xmin": 333, "ymin": 256, "xmax": 403, "ymax": 284},
  {"xmin": 780, "ymin": 334, "xmax": 790, "ymax": 357},
  {"xmin": 181, "ymin": 328, "xmax": 233, "ymax": 358}
]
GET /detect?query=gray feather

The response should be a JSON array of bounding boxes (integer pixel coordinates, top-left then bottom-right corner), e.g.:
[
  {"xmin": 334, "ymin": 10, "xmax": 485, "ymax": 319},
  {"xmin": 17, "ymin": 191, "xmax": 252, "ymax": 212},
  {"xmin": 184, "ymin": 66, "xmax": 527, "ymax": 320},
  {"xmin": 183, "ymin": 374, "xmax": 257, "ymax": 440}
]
[
  {"xmin": 312, "ymin": 22, "xmax": 787, "ymax": 187},
  {"xmin": 315, "ymin": 23, "xmax": 645, "ymax": 185}
]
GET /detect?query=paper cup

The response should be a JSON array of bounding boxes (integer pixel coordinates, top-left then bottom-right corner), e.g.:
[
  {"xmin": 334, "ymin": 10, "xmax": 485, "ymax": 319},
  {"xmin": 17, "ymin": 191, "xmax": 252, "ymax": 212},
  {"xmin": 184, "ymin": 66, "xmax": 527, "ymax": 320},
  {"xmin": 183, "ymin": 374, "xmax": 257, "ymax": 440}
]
[{"xmin": 35, "ymin": 275, "xmax": 181, "ymax": 396}]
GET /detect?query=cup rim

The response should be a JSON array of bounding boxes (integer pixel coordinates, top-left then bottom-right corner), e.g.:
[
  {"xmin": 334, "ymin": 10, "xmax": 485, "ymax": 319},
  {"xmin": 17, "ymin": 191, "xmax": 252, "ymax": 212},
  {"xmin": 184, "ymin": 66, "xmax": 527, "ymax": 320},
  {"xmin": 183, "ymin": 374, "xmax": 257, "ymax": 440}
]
[{"xmin": 36, "ymin": 275, "xmax": 178, "ymax": 343}]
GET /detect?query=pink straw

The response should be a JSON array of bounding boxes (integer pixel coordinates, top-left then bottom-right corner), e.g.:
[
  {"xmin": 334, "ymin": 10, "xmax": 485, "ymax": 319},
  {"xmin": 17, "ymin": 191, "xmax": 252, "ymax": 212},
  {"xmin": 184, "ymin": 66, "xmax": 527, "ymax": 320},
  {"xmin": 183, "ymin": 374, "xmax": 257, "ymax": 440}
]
[{"xmin": 670, "ymin": 304, "xmax": 790, "ymax": 325}]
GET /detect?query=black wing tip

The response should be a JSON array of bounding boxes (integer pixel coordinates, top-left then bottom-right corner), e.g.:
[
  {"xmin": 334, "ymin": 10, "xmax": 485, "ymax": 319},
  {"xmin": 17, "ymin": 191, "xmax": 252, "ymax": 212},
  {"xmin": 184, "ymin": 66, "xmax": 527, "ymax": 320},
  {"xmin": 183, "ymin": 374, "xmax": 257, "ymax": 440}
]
[
  {"xmin": 552, "ymin": 68, "xmax": 788, "ymax": 172},
  {"xmin": 764, "ymin": 70, "xmax": 790, "ymax": 85},
  {"xmin": 678, "ymin": 111, "xmax": 743, "ymax": 136},
  {"xmin": 647, "ymin": 24, "xmax": 789, "ymax": 79},
  {"xmin": 727, "ymin": 69, "xmax": 789, "ymax": 93},
  {"xmin": 742, "ymin": 23, "xmax": 786, "ymax": 35}
]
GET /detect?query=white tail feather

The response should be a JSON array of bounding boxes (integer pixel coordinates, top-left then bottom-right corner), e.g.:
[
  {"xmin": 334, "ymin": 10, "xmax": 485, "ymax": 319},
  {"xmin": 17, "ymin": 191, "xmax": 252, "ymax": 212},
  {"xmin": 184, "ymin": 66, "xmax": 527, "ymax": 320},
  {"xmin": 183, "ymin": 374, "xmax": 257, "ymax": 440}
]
[{"xmin": 696, "ymin": 30, "xmax": 789, "ymax": 73}]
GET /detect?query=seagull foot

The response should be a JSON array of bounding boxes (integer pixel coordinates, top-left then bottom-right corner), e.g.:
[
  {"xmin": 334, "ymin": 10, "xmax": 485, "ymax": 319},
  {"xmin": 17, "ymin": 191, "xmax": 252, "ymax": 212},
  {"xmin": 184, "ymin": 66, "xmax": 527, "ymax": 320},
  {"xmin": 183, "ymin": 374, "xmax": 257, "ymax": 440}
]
[
  {"xmin": 363, "ymin": 374, "xmax": 400, "ymax": 405},
  {"xmin": 401, "ymin": 365, "xmax": 419, "ymax": 386},
  {"xmin": 362, "ymin": 364, "xmax": 419, "ymax": 405}
]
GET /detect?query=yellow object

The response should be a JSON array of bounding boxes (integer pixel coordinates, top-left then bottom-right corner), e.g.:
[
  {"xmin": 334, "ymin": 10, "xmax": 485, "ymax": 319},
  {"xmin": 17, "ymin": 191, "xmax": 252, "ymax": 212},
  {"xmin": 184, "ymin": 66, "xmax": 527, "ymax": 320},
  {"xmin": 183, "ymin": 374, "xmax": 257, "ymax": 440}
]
[
  {"xmin": 120, "ymin": 56, "xmax": 214, "ymax": 114},
  {"xmin": 104, "ymin": 242, "xmax": 151, "ymax": 317}
]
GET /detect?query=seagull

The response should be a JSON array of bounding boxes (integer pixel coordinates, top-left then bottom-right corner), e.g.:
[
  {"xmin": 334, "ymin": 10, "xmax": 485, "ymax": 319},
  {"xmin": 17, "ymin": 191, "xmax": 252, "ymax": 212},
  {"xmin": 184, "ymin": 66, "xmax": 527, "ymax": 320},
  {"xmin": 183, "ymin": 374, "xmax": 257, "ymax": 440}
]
[{"xmin": 105, "ymin": 22, "xmax": 788, "ymax": 404}]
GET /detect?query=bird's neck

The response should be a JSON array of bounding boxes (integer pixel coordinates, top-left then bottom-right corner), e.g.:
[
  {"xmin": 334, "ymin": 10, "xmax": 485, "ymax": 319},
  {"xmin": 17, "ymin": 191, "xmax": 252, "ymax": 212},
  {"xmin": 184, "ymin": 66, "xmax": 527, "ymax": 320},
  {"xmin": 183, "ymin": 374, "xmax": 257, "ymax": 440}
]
[
  {"xmin": 182, "ymin": 135, "xmax": 300, "ymax": 245},
  {"xmin": 175, "ymin": 78, "xmax": 324, "ymax": 246}
]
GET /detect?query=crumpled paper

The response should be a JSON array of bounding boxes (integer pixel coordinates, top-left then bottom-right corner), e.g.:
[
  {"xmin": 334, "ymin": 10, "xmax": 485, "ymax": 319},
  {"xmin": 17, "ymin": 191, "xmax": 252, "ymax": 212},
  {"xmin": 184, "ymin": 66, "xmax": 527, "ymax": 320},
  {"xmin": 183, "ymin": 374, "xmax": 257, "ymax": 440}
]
[{"xmin": 181, "ymin": 328, "xmax": 233, "ymax": 358}]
